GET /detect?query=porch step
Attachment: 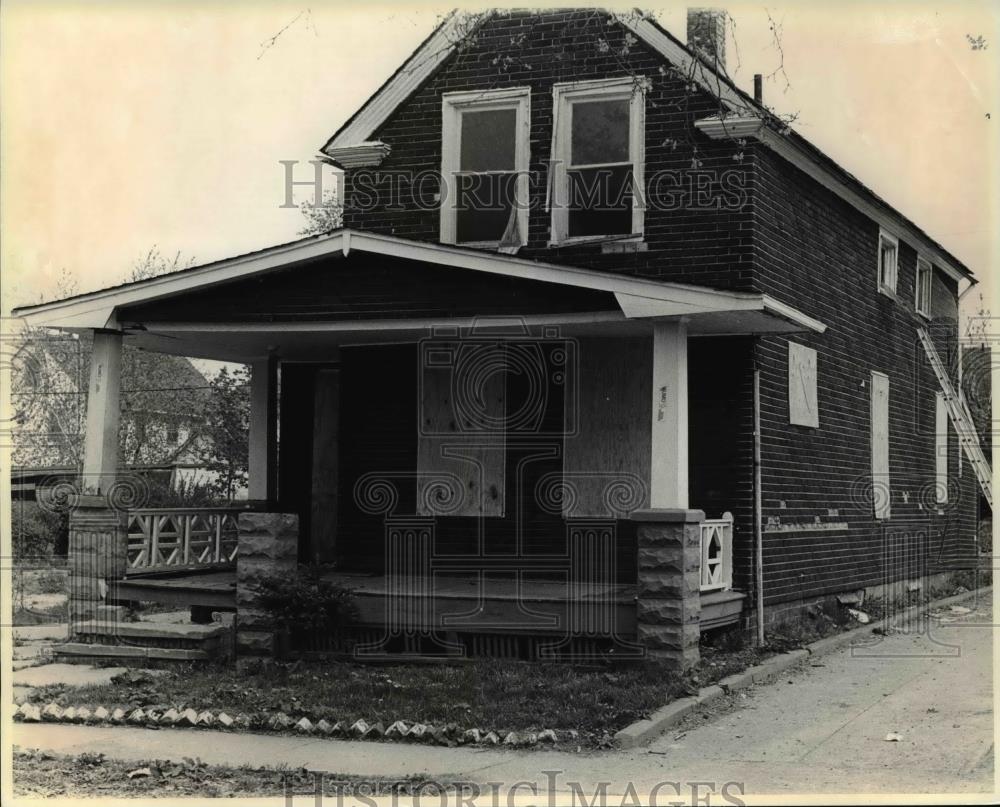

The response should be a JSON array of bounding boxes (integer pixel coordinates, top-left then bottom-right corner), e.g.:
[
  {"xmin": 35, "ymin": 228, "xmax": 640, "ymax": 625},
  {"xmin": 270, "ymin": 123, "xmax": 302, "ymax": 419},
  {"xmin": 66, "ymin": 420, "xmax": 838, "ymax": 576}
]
[
  {"xmin": 52, "ymin": 643, "xmax": 211, "ymax": 663},
  {"xmin": 72, "ymin": 620, "xmax": 228, "ymax": 643},
  {"xmin": 53, "ymin": 620, "xmax": 233, "ymax": 665}
]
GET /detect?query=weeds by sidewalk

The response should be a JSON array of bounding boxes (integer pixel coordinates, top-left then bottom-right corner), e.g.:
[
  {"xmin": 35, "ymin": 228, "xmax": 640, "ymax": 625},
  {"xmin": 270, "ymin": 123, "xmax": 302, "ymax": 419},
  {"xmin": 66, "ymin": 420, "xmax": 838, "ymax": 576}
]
[{"xmin": 12, "ymin": 748, "xmax": 467, "ymax": 798}]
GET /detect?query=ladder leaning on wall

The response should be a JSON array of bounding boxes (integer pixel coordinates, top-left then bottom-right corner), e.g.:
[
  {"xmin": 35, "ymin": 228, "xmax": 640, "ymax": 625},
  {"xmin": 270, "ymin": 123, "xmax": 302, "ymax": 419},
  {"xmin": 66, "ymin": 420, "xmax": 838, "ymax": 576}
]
[{"xmin": 916, "ymin": 327, "xmax": 993, "ymax": 509}]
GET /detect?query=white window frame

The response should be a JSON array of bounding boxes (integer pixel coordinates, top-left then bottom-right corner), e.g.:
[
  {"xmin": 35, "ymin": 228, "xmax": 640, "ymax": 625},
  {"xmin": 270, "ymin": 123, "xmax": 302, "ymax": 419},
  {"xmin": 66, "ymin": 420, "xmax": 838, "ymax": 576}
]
[
  {"xmin": 440, "ymin": 87, "xmax": 530, "ymax": 249},
  {"xmin": 915, "ymin": 255, "xmax": 933, "ymax": 318},
  {"xmin": 877, "ymin": 229, "xmax": 899, "ymax": 296},
  {"xmin": 549, "ymin": 77, "xmax": 646, "ymax": 246}
]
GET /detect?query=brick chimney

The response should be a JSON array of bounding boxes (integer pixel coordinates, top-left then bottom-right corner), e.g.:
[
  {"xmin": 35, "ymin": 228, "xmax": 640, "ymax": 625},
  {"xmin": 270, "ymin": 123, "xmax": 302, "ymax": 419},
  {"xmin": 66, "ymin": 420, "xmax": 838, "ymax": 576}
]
[{"xmin": 687, "ymin": 8, "xmax": 726, "ymax": 69}]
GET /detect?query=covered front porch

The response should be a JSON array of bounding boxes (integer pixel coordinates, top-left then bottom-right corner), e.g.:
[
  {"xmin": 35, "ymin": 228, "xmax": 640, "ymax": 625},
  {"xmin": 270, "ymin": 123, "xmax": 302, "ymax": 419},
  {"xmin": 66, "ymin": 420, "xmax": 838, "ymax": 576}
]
[{"xmin": 16, "ymin": 229, "xmax": 824, "ymax": 667}]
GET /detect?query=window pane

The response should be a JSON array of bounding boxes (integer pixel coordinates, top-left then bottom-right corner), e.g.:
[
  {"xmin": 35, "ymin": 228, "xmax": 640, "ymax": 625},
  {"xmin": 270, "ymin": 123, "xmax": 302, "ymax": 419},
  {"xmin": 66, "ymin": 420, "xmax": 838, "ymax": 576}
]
[
  {"xmin": 567, "ymin": 164, "xmax": 633, "ymax": 237},
  {"xmin": 879, "ymin": 240, "xmax": 896, "ymax": 289},
  {"xmin": 460, "ymin": 109, "xmax": 516, "ymax": 172},
  {"xmin": 456, "ymin": 172, "xmax": 518, "ymax": 243},
  {"xmin": 571, "ymin": 99, "xmax": 630, "ymax": 165},
  {"xmin": 917, "ymin": 261, "xmax": 932, "ymax": 312}
]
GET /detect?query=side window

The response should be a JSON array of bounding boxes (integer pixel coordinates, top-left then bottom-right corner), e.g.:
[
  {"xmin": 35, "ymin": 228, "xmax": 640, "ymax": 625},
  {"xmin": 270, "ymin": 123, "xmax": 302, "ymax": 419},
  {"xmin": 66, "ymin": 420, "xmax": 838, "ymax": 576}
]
[
  {"xmin": 550, "ymin": 78, "xmax": 645, "ymax": 244},
  {"xmin": 870, "ymin": 371, "xmax": 891, "ymax": 519},
  {"xmin": 788, "ymin": 342, "xmax": 818, "ymax": 428},
  {"xmin": 440, "ymin": 88, "xmax": 530, "ymax": 249},
  {"xmin": 915, "ymin": 256, "xmax": 933, "ymax": 318},
  {"xmin": 877, "ymin": 230, "xmax": 898, "ymax": 295}
]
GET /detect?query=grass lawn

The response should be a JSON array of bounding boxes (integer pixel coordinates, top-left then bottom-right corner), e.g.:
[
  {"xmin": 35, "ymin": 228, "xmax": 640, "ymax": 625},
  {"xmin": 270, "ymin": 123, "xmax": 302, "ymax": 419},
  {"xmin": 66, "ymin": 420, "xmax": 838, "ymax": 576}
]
[
  {"xmin": 23, "ymin": 578, "xmax": 976, "ymax": 746},
  {"xmin": 12, "ymin": 749, "xmax": 467, "ymax": 798},
  {"xmin": 24, "ymin": 658, "xmax": 697, "ymax": 744},
  {"xmin": 18, "ymin": 608, "xmax": 873, "ymax": 746}
]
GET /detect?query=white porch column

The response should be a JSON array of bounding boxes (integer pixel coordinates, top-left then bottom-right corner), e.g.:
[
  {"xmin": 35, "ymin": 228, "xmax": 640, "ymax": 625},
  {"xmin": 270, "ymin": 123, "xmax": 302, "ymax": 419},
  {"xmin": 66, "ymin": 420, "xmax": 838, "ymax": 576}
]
[
  {"xmin": 82, "ymin": 330, "xmax": 123, "ymax": 494},
  {"xmin": 650, "ymin": 319, "xmax": 688, "ymax": 508},
  {"xmin": 248, "ymin": 356, "xmax": 278, "ymax": 503}
]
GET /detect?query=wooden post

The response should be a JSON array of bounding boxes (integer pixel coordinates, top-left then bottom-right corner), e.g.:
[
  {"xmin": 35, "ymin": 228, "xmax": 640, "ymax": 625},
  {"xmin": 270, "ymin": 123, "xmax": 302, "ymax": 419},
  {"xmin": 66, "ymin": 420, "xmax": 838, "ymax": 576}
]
[
  {"xmin": 81, "ymin": 330, "xmax": 123, "ymax": 495},
  {"xmin": 650, "ymin": 320, "xmax": 688, "ymax": 509},
  {"xmin": 248, "ymin": 356, "xmax": 278, "ymax": 504},
  {"xmin": 309, "ymin": 367, "xmax": 340, "ymax": 563}
]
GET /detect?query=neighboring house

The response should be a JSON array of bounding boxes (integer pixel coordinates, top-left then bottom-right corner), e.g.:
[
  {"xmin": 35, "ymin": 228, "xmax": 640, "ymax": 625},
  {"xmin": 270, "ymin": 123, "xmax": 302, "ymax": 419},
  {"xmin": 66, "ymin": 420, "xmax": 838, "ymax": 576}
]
[
  {"xmin": 13, "ymin": 9, "xmax": 990, "ymax": 667},
  {"xmin": 12, "ymin": 334, "xmax": 212, "ymax": 483}
]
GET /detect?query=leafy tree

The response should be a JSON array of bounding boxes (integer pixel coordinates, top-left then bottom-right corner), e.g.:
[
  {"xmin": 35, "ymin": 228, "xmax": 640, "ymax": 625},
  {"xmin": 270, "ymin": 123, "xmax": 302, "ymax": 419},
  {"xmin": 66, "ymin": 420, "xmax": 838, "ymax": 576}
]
[
  {"xmin": 198, "ymin": 365, "xmax": 250, "ymax": 501},
  {"xmin": 12, "ymin": 249, "xmax": 208, "ymax": 471},
  {"xmin": 298, "ymin": 188, "xmax": 342, "ymax": 235}
]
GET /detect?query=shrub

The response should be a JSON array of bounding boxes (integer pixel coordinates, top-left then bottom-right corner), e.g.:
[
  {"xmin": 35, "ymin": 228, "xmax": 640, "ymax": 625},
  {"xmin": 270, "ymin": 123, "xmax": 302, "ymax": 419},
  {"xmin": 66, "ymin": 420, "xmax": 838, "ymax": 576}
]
[
  {"xmin": 255, "ymin": 567, "xmax": 358, "ymax": 634},
  {"xmin": 10, "ymin": 501, "xmax": 68, "ymax": 561}
]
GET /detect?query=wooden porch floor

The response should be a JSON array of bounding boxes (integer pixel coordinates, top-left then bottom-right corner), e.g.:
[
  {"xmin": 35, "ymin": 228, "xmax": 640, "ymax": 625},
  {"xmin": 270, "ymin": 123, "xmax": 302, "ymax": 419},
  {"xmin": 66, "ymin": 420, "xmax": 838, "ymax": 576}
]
[
  {"xmin": 111, "ymin": 569, "xmax": 743, "ymax": 633},
  {"xmin": 114, "ymin": 570, "xmax": 237, "ymax": 611}
]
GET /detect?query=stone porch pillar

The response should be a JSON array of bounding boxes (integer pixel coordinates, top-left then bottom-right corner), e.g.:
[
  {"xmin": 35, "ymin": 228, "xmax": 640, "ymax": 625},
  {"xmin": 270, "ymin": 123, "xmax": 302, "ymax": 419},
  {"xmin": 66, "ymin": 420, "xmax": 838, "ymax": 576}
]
[
  {"xmin": 236, "ymin": 512, "xmax": 299, "ymax": 661},
  {"xmin": 633, "ymin": 508, "xmax": 704, "ymax": 671},
  {"xmin": 67, "ymin": 496, "xmax": 128, "ymax": 632}
]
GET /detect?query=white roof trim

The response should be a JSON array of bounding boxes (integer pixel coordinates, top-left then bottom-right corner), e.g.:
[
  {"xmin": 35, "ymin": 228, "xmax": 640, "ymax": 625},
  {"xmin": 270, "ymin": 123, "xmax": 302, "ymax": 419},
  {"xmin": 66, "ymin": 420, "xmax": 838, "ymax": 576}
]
[
  {"xmin": 323, "ymin": 11, "xmax": 492, "ymax": 154},
  {"xmin": 616, "ymin": 291, "xmax": 826, "ymax": 333},
  {"xmin": 322, "ymin": 141, "xmax": 391, "ymax": 169},
  {"xmin": 616, "ymin": 13, "xmax": 750, "ymax": 114},
  {"xmin": 318, "ymin": 8, "xmax": 972, "ymax": 285},
  {"xmin": 13, "ymin": 229, "xmax": 824, "ymax": 335},
  {"xmin": 696, "ymin": 116, "xmax": 970, "ymax": 284},
  {"xmin": 323, "ymin": 10, "xmax": 746, "ymax": 155}
]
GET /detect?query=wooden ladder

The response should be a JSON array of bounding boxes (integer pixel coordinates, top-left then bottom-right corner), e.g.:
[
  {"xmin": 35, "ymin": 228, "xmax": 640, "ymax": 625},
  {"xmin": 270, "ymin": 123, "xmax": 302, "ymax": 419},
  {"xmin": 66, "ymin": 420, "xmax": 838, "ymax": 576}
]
[{"xmin": 917, "ymin": 327, "xmax": 992, "ymax": 509}]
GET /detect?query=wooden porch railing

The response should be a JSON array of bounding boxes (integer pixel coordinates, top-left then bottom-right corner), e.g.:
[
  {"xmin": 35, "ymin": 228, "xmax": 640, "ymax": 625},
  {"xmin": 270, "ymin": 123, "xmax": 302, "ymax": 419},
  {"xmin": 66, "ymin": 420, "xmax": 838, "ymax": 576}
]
[
  {"xmin": 700, "ymin": 512, "xmax": 734, "ymax": 593},
  {"xmin": 126, "ymin": 508, "xmax": 244, "ymax": 572}
]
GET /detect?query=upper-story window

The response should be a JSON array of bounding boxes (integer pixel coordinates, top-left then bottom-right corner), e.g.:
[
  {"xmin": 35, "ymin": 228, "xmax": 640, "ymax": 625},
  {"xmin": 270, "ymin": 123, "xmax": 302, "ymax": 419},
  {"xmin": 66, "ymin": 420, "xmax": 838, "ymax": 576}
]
[
  {"xmin": 550, "ymin": 78, "xmax": 645, "ymax": 245},
  {"xmin": 915, "ymin": 256, "xmax": 933, "ymax": 318},
  {"xmin": 877, "ymin": 230, "xmax": 899, "ymax": 295},
  {"xmin": 440, "ymin": 87, "xmax": 530, "ymax": 249}
]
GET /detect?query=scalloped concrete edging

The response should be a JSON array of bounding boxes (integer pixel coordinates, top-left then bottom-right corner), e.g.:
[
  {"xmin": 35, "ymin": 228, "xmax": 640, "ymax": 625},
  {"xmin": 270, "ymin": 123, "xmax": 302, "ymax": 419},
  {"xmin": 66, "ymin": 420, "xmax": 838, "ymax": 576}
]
[
  {"xmin": 11, "ymin": 702, "xmax": 564, "ymax": 750},
  {"xmin": 615, "ymin": 585, "xmax": 991, "ymax": 749}
]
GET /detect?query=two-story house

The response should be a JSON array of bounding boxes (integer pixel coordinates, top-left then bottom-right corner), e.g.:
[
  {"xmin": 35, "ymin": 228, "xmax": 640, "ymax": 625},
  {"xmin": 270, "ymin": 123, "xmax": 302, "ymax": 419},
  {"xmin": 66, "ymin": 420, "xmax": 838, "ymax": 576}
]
[{"xmin": 14, "ymin": 8, "xmax": 989, "ymax": 669}]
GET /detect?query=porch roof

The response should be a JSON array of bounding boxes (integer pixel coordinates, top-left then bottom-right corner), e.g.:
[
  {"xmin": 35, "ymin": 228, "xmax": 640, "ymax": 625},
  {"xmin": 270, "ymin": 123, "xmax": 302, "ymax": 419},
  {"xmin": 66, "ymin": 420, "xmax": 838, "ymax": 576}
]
[{"xmin": 13, "ymin": 229, "xmax": 825, "ymax": 361}]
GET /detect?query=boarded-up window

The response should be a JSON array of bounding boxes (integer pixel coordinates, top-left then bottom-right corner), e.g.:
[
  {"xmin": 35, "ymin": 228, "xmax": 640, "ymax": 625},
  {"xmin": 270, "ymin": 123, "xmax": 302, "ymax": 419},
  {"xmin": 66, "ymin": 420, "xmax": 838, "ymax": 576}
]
[
  {"xmin": 935, "ymin": 391, "xmax": 948, "ymax": 504},
  {"xmin": 870, "ymin": 371, "xmax": 891, "ymax": 520},
  {"xmin": 417, "ymin": 341, "xmax": 506, "ymax": 517},
  {"xmin": 788, "ymin": 342, "xmax": 818, "ymax": 428}
]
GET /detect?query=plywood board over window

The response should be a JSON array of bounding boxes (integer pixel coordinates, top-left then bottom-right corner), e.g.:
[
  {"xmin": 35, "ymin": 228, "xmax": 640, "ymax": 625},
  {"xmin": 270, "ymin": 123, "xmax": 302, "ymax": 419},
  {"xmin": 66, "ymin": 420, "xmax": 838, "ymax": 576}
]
[
  {"xmin": 935, "ymin": 391, "xmax": 949, "ymax": 504},
  {"xmin": 870, "ymin": 371, "xmax": 891, "ymax": 520},
  {"xmin": 562, "ymin": 336, "xmax": 651, "ymax": 517},
  {"xmin": 788, "ymin": 342, "xmax": 818, "ymax": 428},
  {"xmin": 417, "ymin": 340, "xmax": 506, "ymax": 517}
]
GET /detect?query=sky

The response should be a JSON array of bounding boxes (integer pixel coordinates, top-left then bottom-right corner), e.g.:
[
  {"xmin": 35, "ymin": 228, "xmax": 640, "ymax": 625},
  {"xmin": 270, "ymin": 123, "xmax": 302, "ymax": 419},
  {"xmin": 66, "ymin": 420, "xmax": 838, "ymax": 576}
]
[{"xmin": 1, "ymin": 1, "xmax": 998, "ymax": 320}]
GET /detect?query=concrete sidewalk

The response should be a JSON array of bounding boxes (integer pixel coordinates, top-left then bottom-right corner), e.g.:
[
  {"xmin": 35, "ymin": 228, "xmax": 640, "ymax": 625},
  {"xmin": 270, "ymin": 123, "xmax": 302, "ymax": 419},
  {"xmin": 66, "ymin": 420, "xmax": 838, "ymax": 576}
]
[{"xmin": 12, "ymin": 595, "xmax": 995, "ymax": 796}]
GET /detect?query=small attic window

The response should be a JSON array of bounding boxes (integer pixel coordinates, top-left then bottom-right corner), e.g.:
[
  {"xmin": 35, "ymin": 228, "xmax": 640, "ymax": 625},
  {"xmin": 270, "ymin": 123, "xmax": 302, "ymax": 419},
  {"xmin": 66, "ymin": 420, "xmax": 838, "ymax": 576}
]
[
  {"xmin": 440, "ymin": 87, "xmax": 530, "ymax": 249},
  {"xmin": 915, "ymin": 256, "xmax": 933, "ymax": 318},
  {"xmin": 877, "ymin": 230, "xmax": 898, "ymax": 295}
]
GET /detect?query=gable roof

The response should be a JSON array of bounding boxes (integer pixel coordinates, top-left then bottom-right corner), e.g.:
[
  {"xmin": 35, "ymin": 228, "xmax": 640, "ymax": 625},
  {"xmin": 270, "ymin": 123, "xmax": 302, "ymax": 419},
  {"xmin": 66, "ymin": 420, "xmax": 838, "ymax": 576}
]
[
  {"xmin": 12, "ymin": 229, "xmax": 825, "ymax": 349},
  {"xmin": 319, "ymin": 8, "xmax": 974, "ymax": 285}
]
